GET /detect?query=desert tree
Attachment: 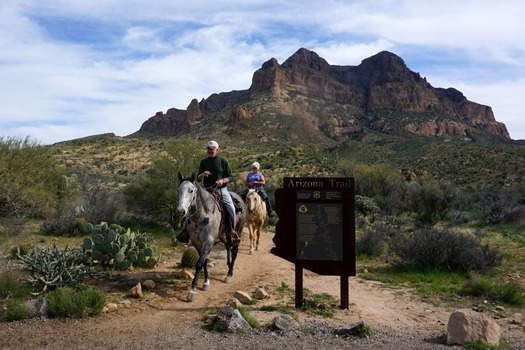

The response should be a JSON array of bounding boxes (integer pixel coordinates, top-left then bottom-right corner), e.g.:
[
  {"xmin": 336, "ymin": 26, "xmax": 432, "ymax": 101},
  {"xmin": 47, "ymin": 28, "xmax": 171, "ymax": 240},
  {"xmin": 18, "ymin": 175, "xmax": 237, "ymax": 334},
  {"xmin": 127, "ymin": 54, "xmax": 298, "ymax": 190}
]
[
  {"xmin": 125, "ymin": 139, "xmax": 202, "ymax": 228},
  {"xmin": 0, "ymin": 136, "xmax": 68, "ymax": 225}
]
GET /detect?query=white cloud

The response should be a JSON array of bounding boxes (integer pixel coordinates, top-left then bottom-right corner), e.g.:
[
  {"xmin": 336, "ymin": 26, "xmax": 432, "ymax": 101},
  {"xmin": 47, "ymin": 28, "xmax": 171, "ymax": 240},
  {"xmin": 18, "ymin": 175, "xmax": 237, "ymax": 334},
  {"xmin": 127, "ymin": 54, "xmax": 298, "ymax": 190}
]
[{"xmin": 1, "ymin": 0, "xmax": 524, "ymax": 144}]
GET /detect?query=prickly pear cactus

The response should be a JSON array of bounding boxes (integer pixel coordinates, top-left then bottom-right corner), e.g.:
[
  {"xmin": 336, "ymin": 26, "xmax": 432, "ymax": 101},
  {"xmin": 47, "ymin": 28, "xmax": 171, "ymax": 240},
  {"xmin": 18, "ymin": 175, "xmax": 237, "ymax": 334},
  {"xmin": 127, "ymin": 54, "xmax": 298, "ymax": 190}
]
[{"xmin": 81, "ymin": 221, "xmax": 161, "ymax": 271}]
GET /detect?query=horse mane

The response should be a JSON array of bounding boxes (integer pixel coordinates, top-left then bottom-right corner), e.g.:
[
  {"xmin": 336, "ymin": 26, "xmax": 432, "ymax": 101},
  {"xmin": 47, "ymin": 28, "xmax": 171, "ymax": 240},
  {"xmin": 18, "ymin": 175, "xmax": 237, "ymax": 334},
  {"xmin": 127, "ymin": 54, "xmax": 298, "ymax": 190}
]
[{"xmin": 195, "ymin": 181, "xmax": 215, "ymax": 214}]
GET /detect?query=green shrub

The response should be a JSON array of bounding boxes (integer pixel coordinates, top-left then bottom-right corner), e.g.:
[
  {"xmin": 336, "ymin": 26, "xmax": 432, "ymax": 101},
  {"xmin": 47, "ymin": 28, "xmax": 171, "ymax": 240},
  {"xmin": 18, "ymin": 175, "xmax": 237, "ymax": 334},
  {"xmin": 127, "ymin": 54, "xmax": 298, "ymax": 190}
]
[
  {"xmin": 388, "ymin": 227, "xmax": 502, "ymax": 273},
  {"xmin": 16, "ymin": 244, "xmax": 93, "ymax": 294},
  {"xmin": 0, "ymin": 270, "xmax": 28, "ymax": 299},
  {"xmin": 0, "ymin": 298, "xmax": 28, "ymax": 322},
  {"xmin": 408, "ymin": 180, "xmax": 455, "ymax": 225},
  {"xmin": 47, "ymin": 287, "xmax": 106, "ymax": 318},
  {"xmin": 356, "ymin": 224, "xmax": 395, "ymax": 257},
  {"xmin": 462, "ymin": 278, "xmax": 525, "ymax": 306},
  {"xmin": 236, "ymin": 305, "xmax": 261, "ymax": 329}
]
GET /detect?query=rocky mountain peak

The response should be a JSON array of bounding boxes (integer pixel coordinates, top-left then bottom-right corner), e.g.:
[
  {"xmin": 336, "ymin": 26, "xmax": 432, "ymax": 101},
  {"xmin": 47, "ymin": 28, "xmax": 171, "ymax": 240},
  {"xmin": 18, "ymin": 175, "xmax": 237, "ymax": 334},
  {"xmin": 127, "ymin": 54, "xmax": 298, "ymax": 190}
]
[
  {"xmin": 282, "ymin": 47, "xmax": 332, "ymax": 75},
  {"xmin": 133, "ymin": 48, "xmax": 510, "ymax": 141}
]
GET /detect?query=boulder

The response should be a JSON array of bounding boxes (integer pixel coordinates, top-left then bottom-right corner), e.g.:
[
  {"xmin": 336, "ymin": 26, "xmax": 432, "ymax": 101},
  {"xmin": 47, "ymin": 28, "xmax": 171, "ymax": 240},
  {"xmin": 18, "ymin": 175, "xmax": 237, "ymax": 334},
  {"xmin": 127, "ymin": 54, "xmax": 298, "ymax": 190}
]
[
  {"xmin": 273, "ymin": 314, "xmax": 300, "ymax": 332},
  {"xmin": 233, "ymin": 290, "xmax": 252, "ymax": 304},
  {"xmin": 447, "ymin": 308, "xmax": 501, "ymax": 346},
  {"xmin": 214, "ymin": 306, "xmax": 252, "ymax": 333}
]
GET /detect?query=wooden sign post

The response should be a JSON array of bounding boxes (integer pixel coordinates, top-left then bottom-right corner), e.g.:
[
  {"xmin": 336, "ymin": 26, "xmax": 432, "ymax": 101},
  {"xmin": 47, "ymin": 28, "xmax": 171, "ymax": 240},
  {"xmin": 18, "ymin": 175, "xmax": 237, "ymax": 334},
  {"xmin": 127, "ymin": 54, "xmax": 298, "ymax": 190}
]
[{"xmin": 271, "ymin": 177, "xmax": 356, "ymax": 309}]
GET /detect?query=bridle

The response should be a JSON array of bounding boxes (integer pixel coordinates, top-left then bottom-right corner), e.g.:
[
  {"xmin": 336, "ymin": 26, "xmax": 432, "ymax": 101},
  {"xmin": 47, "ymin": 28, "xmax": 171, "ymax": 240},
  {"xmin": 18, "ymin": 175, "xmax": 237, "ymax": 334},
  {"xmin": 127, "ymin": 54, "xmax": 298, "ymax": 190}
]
[
  {"xmin": 178, "ymin": 179, "xmax": 217, "ymax": 220},
  {"xmin": 248, "ymin": 190, "xmax": 264, "ymax": 214}
]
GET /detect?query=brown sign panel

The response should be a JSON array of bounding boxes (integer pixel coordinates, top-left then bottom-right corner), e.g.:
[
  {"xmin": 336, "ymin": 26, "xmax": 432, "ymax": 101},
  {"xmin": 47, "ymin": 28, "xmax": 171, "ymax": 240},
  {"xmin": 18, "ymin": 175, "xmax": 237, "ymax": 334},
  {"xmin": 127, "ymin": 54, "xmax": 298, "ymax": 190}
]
[{"xmin": 272, "ymin": 177, "xmax": 356, "ymax": 276}]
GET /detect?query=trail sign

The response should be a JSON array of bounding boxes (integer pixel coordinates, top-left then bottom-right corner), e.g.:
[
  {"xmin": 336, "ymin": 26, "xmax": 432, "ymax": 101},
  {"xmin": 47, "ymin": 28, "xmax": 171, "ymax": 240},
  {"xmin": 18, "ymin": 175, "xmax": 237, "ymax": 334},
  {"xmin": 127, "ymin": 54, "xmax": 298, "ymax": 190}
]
[{"xmin": 271, "ymin": 177, "xmax": 356, "ymax": 308}]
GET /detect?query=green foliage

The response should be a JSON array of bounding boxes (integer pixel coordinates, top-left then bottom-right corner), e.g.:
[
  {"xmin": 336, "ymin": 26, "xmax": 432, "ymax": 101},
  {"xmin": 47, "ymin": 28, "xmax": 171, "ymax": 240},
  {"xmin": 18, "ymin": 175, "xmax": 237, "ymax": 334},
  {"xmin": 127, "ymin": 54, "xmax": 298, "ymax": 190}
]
[
  {"xmin": 236, "ymin": 305, "xmax": 261, "ymax": 329},
  {"xmin": 81, "ymin": 221, "xmax": 160, "ymax": 270},
  {"xmin": 301, "ymin": 289, "xmax": 338, "ymax": 318},
  {"xmin": 478, "ymin": 187, "xmax": 525, "ymax": 224},
  {"xmin": 0, "ymin": 298, "xmax": 28, "ymax": 322},
  {"xmin": 361, "ymin": 265, "xmax": 468, "ymax": 296},
  {"xmin": 47, "ymin": 287, "xmax": 106, "ymax": 318},
  {"xmin": 462, "ymin": 340, "xmax": 506, "ymax": 350},
  {"xmin": 125, "ymin": 139, "xmax": 202, "ymax": 228},
  {"xmin": 0, "ymin": 136, "xmax": 68, "ymax": 219},
  {"xmin": 0, "ymin": 271, "xmax": 30, "ymax": 322},
  {"xmin": 355, "ymin": 195, "xmax": 381, "ymax": 221},
  {"xmin": 338, "ymin": 162, "xmax": 406, "ymax": 215},
  {"xmin": 356, "ymin": 224, "xmax": 396, "ymax": 257},
  {"xmin": 0, "ymin": 270, "xmax": 29, "ymax": 299},
  {"xmin": 408, "ymin": 180, "xmax": 455, "ymax": 225},
  {"xmin": 357, "ymin": 322, "xmax": 373, "ymax": 338},
  {"xmin": 462, "ymin": 277, "xmax": 525, "ymax": 306},
  {"xmin": 16, "ymin": 244, "xmax": 93, "ymax": 294},
  {"xmin": 388, "ymin": 227, "xmax": 502, "ymax": 273}
]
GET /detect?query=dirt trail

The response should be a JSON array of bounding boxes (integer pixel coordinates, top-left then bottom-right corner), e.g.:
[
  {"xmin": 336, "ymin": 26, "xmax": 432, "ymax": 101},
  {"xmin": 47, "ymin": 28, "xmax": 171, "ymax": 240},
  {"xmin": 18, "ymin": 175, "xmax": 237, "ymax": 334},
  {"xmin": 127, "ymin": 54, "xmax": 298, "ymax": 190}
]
[{"xmin": 1, "ymin": 230, "xmax": 523, "ymax": 349}]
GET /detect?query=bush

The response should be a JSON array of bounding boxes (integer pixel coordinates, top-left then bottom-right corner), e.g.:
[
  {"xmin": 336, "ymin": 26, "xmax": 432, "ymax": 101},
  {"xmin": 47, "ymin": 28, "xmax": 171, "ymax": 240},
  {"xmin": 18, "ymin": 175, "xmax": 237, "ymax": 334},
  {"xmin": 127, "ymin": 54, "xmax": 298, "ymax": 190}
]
[
  {"xmin": 355, "ymin": 195, "xmax": 380, "ymax": 223},
  {"xmin": 0, "ymin": 270, "xmax": 28, "ymax": 299},
  {"xmin": 408, "ymin": 180, "xmax": 455, "ymax": 225},
  {"xmin": 47, "ymin": 287, "xmax": 106, "ymax": 318},
  {"xmin": 356, "ymin": 224, "xmax": 397, "ymax": 257},
  {"xmin": 478, "ymin": 187, "xmax": 525, "ymax": 224},
  {"xmin": 388, "ymin": 227, "xmax": 502, "ymax": 273},
  {"xmin": 0, "ymin": 298, "xmax": 28, "ymax": 322},
  {"xmin": 16, "ymin": 244, "xmax": 93, "ymax": 294},
  {"xmin": 0, "ymin": 271, "xmax": 30, "ymax": 322}
]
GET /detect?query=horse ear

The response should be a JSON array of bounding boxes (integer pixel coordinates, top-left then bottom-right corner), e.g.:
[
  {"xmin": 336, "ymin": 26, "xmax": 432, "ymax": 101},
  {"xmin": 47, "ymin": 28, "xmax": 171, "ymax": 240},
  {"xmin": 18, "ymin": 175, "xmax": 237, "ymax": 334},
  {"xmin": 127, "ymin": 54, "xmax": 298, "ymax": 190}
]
[
  {"xmin": 190, "ymin": 173, "xmax": 196, "ymax": 182},
  {"xmin": 178, "ymin": 172, "xmax": 183, "ymax": 183}
]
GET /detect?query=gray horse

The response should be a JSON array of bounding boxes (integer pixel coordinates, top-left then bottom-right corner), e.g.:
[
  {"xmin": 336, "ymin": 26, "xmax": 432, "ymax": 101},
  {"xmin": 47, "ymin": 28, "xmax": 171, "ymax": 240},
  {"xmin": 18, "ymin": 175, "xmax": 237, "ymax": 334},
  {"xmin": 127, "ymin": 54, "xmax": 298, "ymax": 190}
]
[{"xmin": 176, "ymin": 173, "xmax": 245, "ymax": 301}]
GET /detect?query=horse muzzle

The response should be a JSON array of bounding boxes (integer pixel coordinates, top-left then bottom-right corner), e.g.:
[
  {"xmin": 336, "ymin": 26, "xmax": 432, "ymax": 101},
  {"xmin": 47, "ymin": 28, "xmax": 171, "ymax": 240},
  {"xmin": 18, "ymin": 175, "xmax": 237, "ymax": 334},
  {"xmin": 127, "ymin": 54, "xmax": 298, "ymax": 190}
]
[{"xmin": 176, "ymin": 208, "xmax": 186, "ymax": 217}]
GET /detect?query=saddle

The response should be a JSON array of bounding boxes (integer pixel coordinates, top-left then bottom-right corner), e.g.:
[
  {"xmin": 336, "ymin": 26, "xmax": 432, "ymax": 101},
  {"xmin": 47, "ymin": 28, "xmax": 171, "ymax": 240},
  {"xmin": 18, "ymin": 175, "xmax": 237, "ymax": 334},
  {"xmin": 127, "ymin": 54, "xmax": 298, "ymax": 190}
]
[{"xmin": 206, "ymin": 188, "xmax": 243, "ymax": 213}]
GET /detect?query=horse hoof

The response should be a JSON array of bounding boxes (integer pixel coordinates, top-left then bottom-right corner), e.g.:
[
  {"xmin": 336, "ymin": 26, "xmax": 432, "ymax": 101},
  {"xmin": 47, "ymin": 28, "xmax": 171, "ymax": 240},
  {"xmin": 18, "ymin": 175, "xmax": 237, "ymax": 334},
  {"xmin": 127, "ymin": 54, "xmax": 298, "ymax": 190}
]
[
  {"xmin": 224, "ymin": 276, "xmax": 232, "ymax": 284},
  {"xmin": 202, "ymin": 282, "xmax": 210, "ymax": 291},
  {"xmin": 256, "ymin": 246, "xmax": 259, "ymax": 251},
  {"xmin": 187, "ymin": 290, "xmax": 196, "ymax": 302},
  {"xmin": 249, "ymin": 250, "xmax": 253, "ymax": 255}
]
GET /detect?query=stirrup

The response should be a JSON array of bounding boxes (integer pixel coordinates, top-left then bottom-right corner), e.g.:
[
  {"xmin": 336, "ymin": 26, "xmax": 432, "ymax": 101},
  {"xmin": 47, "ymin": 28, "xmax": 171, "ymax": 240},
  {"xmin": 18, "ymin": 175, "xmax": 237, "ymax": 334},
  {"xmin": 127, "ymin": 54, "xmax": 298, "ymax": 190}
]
[{"xmin": 229, "ymin": 229, "xmax": 241, "ymax": 244}]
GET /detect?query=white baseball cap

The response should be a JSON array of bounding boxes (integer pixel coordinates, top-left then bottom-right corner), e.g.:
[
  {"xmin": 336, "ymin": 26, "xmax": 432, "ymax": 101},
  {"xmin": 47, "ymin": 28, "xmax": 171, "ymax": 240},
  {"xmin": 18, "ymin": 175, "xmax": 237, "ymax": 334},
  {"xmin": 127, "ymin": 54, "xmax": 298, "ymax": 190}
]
[{"xmin": 207, "ymin": 140, "xmax": 219, "ymax": 149}]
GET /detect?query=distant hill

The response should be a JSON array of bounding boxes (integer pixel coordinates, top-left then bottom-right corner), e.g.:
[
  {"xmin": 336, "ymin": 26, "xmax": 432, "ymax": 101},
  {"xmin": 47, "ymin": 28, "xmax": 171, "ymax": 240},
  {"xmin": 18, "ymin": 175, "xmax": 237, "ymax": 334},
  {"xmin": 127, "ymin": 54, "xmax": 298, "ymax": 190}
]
[
  {"xmin": 132, "ymin": 48, "xmax": 510, "ymax": 144},
  {"xmin": 55, "ymin": 49, "xmax": 524, "ymax": 190}
]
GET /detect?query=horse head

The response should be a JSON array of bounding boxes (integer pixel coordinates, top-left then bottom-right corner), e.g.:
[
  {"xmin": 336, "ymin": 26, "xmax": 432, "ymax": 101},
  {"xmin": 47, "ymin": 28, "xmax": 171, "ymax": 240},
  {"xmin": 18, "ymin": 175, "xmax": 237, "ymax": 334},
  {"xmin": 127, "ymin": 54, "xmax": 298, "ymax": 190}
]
[
  {"xmin": 177, "ymin": 172, "xmax": 196, "ymax": 217},
  {"xmin": 246, "ymin": 188, "xmax": 261, "ymax": 213}
]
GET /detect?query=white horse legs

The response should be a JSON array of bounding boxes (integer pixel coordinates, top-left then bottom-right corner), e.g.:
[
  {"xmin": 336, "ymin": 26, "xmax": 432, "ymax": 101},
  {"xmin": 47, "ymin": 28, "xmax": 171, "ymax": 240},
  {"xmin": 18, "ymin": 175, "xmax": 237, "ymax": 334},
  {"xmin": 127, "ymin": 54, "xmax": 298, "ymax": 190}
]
[{"xmin": 202, "ymin": 278, "xmax": 210, "ymax": 291}]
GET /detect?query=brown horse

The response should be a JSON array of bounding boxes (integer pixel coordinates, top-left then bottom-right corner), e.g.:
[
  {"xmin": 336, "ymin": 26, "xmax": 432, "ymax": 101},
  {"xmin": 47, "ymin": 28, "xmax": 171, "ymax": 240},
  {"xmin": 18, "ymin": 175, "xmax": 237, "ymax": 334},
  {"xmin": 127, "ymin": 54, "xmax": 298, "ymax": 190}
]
[{"xmin": 245, "ymin": 189, "xmax": 267, "ymax": 254}]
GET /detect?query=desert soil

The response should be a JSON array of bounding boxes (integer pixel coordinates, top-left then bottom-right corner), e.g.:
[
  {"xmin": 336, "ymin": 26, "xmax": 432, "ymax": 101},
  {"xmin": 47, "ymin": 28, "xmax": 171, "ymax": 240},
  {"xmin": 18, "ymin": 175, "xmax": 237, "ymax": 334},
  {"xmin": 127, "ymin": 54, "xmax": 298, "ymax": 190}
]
[{"xmin": 1, "ymin": 230, "xmax": 524, "ymax": 350}]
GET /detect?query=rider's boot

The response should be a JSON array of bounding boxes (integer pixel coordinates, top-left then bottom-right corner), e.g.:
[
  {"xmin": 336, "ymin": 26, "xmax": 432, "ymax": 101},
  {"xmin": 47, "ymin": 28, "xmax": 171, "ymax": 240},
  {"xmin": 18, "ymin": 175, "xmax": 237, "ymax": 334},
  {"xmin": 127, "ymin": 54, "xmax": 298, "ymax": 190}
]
[
  {"xmin": 226, "ymin": 214, "xmax": 241, "ymax": 245},
  {"xmin": 265, "ymin": 197, "xmax": 275, "ymax": 217}
]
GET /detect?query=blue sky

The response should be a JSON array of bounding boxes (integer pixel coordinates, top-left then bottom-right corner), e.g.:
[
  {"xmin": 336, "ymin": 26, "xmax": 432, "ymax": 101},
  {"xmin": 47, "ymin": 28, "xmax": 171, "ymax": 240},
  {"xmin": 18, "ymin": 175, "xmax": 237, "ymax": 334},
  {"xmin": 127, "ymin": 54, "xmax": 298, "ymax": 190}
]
[{"xmin": 1, "ymin": 1, "xmax": 524, "ymax": 144}]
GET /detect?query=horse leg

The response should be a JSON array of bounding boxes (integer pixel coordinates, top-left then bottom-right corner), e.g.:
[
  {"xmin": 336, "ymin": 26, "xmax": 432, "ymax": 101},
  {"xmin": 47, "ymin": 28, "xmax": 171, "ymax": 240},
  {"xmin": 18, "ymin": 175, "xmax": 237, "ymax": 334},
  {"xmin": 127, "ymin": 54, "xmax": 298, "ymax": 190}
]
[
  {"xmin": 187, "ymin": 242, "xmax": 212, "ymax": 301},
  {"xmin": 225, "ymin": 244, "xmax": 239, "ymax": 283},
  {"xmin": 248, "ymin": 223, "xmax": 255, "ymax": 255},
  {"xmin": 256, "ymin": 222, "xmax": 262, "ymax": 251},
  {"xmin": 202, "ymin": 259, "xmax": 210, "ymax": 291},
  {"xmin": 224, "ymin": 244, "xmax": 233, "ymax": 283}
]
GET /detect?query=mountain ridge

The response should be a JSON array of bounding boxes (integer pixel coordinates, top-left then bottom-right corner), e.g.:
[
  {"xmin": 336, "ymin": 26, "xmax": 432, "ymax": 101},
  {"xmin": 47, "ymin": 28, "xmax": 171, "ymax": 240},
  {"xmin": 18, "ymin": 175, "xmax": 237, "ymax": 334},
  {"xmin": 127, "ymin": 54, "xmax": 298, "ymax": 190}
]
[{"xmin": 132, "ymin": 48, "xmax": 510, "ymax": 143}]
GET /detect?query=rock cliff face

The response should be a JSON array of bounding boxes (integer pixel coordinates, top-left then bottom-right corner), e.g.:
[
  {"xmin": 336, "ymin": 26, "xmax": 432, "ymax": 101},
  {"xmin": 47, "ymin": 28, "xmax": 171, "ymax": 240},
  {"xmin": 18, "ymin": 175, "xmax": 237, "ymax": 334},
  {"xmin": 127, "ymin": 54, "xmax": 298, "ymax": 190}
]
[{"xmin": 133, "ymin": 48, "xmax": 510, "ymax": 140}]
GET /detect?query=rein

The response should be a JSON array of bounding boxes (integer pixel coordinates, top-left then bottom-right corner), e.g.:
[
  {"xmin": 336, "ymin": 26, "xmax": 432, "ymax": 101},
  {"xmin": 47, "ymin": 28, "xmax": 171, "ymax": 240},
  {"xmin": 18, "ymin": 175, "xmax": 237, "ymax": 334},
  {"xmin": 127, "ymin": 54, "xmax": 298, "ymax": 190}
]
[{"xmin": 180, "ymin": 180, "xmax": 218, "ymax": 220}]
